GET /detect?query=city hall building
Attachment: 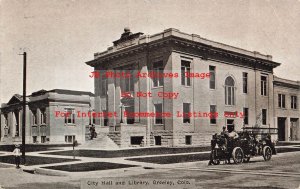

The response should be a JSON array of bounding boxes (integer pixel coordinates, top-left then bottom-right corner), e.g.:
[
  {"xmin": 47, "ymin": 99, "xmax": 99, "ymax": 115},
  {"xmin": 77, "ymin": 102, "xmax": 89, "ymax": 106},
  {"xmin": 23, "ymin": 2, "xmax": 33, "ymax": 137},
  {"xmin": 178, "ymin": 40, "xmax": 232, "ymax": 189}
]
[
  {"xmin": 86, "ymin": 28, "xmax": 299, "ymax": 148},
  {"xmin": 0, "ymin": 89, "xmax": 94, "ymax": 144}
]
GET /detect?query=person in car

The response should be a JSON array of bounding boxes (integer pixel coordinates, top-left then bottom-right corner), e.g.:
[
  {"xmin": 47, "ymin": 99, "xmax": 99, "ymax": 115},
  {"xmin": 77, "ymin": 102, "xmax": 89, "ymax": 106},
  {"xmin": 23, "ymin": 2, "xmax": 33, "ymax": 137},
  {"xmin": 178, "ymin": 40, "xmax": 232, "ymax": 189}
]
[{"xmin": 227, "ymin": 125, "xmax": 239, "ymax": 139}]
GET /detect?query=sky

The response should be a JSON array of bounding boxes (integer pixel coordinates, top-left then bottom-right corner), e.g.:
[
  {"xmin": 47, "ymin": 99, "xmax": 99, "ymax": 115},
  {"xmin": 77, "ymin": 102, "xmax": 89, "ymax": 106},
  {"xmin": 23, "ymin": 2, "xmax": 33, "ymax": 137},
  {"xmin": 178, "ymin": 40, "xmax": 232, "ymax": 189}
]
[{"xmin": 0, "ymin": 0, "xmax": 300, "ymax": 104}]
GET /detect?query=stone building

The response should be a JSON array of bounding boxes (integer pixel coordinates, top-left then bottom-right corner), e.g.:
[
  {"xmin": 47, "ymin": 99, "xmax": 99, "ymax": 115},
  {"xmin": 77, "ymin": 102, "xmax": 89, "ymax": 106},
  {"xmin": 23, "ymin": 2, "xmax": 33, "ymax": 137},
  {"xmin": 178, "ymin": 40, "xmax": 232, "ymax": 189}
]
[
  {"xmin": 0, "ymin": 89, "xmax": 94, "ymax": 144},
  {"xmin": 86, "ymin": 28, "xmax": 297, "ymax": 148},
  {"xmin": 274, "ymin": 76, "xmax": 300, "ymax": 141}
]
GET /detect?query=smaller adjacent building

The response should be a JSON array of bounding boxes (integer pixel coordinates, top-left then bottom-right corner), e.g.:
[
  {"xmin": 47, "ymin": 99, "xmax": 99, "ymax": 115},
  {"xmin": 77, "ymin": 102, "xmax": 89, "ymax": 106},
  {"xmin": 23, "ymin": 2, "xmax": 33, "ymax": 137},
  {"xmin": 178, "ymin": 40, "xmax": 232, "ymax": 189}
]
[
  {"xmin": 274, "ymin": 76, "xmax": 300, "ymax": 141},
  {"xmin": 0, "ymin": 89, "xmax": 94, "ymax": 144}
]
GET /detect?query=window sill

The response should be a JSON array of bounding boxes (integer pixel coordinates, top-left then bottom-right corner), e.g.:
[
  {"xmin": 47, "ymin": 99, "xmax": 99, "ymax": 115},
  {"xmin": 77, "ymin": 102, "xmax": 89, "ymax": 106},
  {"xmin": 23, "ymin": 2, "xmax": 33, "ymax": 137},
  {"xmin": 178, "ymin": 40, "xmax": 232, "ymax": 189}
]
[
  {"xmin": 65, "ymin": 124, "xmax": 76, "ymax": 126},
  {"xmin": 154, "ymin": 124, "xmax": 164, "ymax": 126},
  {"xmin": 210, "ymin": 123, "xmax": 217, "ymax": 126},
  {"xmin": 182, "ymin": 85, "xmax": 192, "ymax": 88},
  {"xmin": 277, "ymin": 108, "xmax": 287, "ymax": 110},
  {"xmin": 152, "ymin": 86, "xmax": 164, "ymax": 89},
  {"xmin": 225, "ymin": 105, "xmax": 235, "ymax": 107},
  {"xmin": 261, "ymin": 95, "xmax": 268, "ymax": 97}
]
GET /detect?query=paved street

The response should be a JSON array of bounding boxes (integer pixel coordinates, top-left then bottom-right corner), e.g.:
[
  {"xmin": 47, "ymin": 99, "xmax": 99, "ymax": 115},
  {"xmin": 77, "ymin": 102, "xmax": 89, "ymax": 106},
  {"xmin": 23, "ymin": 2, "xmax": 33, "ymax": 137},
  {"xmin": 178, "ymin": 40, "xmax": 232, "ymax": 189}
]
[
  {"xmin": 0, "ymin": 148, "xmax": 300, "ymax": 189},
  {"xmin": 133, "ymin": 151, "xmax": 300, "ymax": 189}
]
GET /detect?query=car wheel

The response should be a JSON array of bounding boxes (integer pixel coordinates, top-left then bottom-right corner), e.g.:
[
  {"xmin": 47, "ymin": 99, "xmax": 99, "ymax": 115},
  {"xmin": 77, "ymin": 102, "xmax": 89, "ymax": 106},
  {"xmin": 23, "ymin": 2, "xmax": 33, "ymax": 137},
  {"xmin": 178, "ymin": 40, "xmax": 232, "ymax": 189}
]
[
  {"xmin": 232, "ymin": 147, "xmax": 244, "ymax": 164},
  {"xmin": 263, "ymin": 146, "xmax": 272, "ymax": 161}
]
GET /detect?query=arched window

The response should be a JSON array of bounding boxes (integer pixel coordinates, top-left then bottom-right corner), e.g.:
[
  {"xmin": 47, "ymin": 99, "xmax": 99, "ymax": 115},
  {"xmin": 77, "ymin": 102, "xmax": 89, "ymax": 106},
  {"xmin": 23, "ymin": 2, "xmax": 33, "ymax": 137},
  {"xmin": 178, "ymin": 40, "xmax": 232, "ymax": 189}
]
[{"xmin": 225, "ymin": 76, "xmax": 235, "ymax": 105}]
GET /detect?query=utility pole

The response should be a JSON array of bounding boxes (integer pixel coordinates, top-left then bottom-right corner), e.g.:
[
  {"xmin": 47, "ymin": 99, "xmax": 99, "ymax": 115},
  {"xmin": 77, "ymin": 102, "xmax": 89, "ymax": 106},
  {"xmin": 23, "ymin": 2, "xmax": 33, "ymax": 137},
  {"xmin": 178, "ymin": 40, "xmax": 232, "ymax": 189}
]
[{"xmin": 22, "ymin": 52, "xmax": 26, "ymax": 164}]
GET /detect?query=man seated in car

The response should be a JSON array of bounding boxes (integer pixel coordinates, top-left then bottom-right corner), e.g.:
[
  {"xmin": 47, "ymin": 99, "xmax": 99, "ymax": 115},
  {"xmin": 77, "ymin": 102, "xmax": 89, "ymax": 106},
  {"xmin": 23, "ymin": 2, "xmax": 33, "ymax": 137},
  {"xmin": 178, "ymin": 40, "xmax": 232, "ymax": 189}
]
[
  {"xmin": 227, "ymin": 125, "xmax": 239, "ymax": 139},
  {"xmin": 220, "ymin": 126, "xmax": 228, "ymax": 150}
]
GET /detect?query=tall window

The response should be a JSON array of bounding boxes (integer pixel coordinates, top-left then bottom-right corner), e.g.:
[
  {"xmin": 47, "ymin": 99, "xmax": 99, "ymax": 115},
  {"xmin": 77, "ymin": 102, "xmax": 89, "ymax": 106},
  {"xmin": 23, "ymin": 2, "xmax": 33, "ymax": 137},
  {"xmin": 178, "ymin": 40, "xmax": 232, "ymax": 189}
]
[
  {"xmin": 262, "ymin": 109, "xmax": 267, "ymax": 125},
  {"xmin": 243, "ymin": 72, "xmax": 248, "ymax": 93},
  {"xmin": 88, "ymin": 111, "xmax": 96, "ymax": 125},
  {"xmin": 261, "ymin": 75, "xmax": 267, "ymax": 96},
  {"xmin": 210, "ymin": 105, "xmax": 217, "ymax": 124},
  {"xmin": 278, "ymin": 94, "xmax": 286, "ymax": 108},
  {"xmin": 153, "ymin": 61, "xmax": 164, "ymax": 87},
  {"xmin": 65, "ymin": 135, "xmax": 76, "ymax": 143},
  {"xmin": 154, "ymin": 103, "xmax": 163, "ymax": 124},
  {"xmin": 225, "ymin": 76, "xmax": 235, "ymax": 105},
  {"xmin": 185, "ymin": 135, "xmax": 192, "ymax": 145},
  {"xmin": 40, "ymin": 108, "xmax": 46, "ymax": 124},
  {"xmin": 101, "ymin": 77, "xmax": 107, "ymax": 96},
  {"xmin": 65, "ymin": 108, "xmax": 75, "ymax": 124},
  {"xmin": 291, "ymin": 96, "xmax": 297, "ymax": 109},
  {"xmin": 209, "ymin": 66, "xmax": 216, "ymax": 89},
  {"xmin": 181, "ymin": 60, "xmax": 191, "ymax": 86},
  {"xmin": 103, "ymin": 110, "xmax": 108, "ymax": 126},
  {"xmin": 243, "ymin": 108, "xmax": 249, "ymax": 125},
  {"xmin": 125, "ymin": 68, "xmax": 134, "ymax": 92},
  {"xmin": 32, "ymin": 110, "xmax": 38, "ymax": 125},
  {"xmin": 183, "ymin": 103, "xmax": 191, "ymax": 123}
]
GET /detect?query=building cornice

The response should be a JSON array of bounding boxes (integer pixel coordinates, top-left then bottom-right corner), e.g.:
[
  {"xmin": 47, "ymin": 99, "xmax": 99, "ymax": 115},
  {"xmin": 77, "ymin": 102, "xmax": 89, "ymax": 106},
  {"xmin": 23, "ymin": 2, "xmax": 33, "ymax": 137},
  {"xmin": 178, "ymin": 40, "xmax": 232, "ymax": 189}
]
[
  {"xmin": 86, "ymin": 28, "xmax": 281, "ymax": 71},
  {"xmin": 273, "ymin": 76, "xmax": 300, "ymax": 90}
]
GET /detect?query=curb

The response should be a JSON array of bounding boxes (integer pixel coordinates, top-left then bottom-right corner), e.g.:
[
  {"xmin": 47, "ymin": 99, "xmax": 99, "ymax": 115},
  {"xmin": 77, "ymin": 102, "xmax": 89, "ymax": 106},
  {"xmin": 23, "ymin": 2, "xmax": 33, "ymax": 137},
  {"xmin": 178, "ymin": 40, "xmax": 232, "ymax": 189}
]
[{"xmin": 34, "ymin": 168, "xmax": 69, "ymax": 176}]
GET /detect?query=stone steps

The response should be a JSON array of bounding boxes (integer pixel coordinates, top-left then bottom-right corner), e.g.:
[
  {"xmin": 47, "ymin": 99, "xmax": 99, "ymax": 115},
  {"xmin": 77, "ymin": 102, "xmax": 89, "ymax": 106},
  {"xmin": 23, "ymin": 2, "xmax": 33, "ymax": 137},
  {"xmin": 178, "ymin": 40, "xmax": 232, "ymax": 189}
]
[
  {"xmin": 79, "ymin": 133, "xmax": 119, "ymax": 150},
  {"xmin": 107, "ymin": 132, "xmax": 121, "ymax": 146}
]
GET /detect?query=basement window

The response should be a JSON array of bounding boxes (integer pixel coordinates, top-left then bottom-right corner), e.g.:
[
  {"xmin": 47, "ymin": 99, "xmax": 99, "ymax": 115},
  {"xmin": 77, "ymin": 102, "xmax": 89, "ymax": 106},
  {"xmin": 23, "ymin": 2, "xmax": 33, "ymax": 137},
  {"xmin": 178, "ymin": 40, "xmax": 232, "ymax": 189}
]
[
  {"xmin": 131, "ymin": 136, "xmax": 143, "ymax": 145},
  {"xmin": 185, "ymin": 135, "xmax": 192, "ymax": 145}
]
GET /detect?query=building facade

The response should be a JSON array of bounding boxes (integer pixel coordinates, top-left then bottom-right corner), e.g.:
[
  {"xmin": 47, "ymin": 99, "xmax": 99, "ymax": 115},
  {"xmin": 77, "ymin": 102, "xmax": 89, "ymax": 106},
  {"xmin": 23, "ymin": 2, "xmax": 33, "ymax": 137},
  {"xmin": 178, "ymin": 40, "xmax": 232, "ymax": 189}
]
[
  {"xmin": 274, "ymin": 76, "xmax": 300, "ymax": 141},
  {"xmin": 86, "ymin": 28, "xmax": 299, "ymax": 148},
  {"xmin": 0, "ymin": 89, "xmax": 94, "ymax": 144}
]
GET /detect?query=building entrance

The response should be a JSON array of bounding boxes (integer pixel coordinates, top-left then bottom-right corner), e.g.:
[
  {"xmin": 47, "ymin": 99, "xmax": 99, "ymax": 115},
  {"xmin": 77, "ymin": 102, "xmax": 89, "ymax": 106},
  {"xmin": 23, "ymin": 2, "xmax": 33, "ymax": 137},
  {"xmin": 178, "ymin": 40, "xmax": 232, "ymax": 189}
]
[
  {"xmin": 278, "ymin": 117, "xmax": 286, "ymax": 141},
  {"xmin": 226, "ymin": 119, "xmax": 235, "ymax": 130}
]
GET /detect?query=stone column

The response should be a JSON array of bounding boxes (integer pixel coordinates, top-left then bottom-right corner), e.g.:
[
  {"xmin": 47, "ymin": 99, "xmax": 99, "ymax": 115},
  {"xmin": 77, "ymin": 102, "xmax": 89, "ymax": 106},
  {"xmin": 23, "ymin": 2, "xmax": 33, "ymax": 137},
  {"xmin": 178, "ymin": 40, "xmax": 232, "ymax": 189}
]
[
  {"xmin": 273, "ymin": 116, "xmax": 278, "ymax": 141},
  {"xmin": 107, "ymin": 69, "xmax": 116, "ymax": 126},
  {"xmin": 287, "ymin": 117, "xmax": 291, "ymax": 141},
  {"xmin": 12, "ymin": 112, "xmax": 16, "ymax": 137},
  {"xmin": 115, "ymin": 74, "xmax": 121, "ymax": 124}
]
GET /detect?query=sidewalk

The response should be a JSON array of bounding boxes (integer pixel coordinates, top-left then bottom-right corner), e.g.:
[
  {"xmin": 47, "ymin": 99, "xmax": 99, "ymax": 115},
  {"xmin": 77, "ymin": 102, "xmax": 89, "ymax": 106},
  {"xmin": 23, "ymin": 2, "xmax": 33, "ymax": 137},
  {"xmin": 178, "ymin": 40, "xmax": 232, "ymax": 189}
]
[{"xmin": 1, "ymin": 144, "xmax": 300, "ymax": 178}]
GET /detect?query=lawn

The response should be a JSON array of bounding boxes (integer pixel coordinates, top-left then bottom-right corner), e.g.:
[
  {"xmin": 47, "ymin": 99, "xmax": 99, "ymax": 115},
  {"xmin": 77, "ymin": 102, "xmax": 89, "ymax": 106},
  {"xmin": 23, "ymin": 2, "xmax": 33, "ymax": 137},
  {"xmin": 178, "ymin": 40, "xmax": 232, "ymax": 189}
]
[
  {"xmin": 126, "ymin": 152, "xmax": 210, "ymax": 164},
  {"xmin": 43, "ymin": 146, "xmax": 211, "ymax": 158},
  {"xmin": 0, "ymin": 144, "xmax": 72, "ymax": 152},
  {"xmin": 42, "ymin": 162, "xmax": 137, "ymax": 172},
  {"xmin": 0, "ymin": 155, "xmax": 79, "ymax": 166}
]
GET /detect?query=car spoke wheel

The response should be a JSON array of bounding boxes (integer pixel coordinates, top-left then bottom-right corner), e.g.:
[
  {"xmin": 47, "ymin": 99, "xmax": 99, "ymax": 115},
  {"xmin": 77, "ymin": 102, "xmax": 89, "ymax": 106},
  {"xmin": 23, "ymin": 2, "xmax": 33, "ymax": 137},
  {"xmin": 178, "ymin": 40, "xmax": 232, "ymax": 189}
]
[
  {"xmin": 263, "ymin": 146, "xmax": 272, "ymax": 161},
  {"xmin": 232, "ymin": 147, "xmax": 244, "ymax": 164}
]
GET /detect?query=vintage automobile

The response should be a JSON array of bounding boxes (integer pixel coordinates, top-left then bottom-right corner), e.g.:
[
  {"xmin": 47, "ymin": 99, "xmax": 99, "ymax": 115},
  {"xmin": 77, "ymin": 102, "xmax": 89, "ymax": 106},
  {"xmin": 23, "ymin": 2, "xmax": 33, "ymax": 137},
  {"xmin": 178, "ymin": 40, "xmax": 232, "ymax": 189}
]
[{"xmin": 209, "ymin": 127, "xmax": 277, "ymax": 165}]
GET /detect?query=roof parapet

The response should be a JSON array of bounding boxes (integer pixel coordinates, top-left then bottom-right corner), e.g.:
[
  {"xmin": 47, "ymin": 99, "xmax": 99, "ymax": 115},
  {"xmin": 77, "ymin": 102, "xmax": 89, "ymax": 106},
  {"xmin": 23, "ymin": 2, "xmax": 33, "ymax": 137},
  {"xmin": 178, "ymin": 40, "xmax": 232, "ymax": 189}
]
[{"xmin": 91, "ymin": 28, "xmax": 277, "ymax": 62}]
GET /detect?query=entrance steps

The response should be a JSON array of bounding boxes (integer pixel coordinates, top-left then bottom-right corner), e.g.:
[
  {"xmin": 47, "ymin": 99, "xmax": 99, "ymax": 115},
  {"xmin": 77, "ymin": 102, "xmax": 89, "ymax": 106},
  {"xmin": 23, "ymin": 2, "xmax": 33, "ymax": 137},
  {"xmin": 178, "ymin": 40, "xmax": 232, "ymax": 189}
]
[
  {"xmin": 79, "ymin": 132, "xmax": 119, "ymax": 150},
  {"xmin": 107, "ymin": 132, "xmax": 121, "ymax": 147}
]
